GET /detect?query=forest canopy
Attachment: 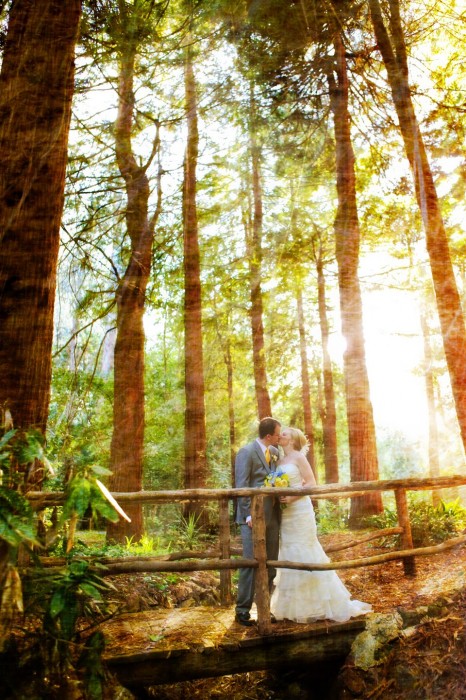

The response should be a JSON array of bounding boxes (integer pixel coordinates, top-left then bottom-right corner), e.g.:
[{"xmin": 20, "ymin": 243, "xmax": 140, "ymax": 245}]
[{"xmin": 0, "ymin": 0, "xmax": 466, "ymax": 536}]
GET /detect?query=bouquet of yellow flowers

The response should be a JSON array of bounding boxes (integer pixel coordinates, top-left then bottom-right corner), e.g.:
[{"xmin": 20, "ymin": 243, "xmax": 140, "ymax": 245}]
[
  {"xmin": 263, "ymin": 470, "xmax": 290, "ymax": 488},
  {"xmin": 263, "ymin": 469, "xmax": 290, "ymax": 508}
]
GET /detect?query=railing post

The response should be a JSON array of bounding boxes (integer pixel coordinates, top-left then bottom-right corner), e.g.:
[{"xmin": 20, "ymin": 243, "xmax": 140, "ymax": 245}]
[
  {"xmin": 395, "ymin": 488, "xmax": 416, "ymax": 576},
  {"xmin": 219, "ymin": 498, "xmax": 232, "ymax": 604},
  {"xmin": 252, "ymin": 493, "xmax": 272, "ymax": 635}
]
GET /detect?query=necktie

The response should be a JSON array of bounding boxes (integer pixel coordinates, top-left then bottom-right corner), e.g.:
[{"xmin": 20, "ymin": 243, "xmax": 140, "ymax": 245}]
[{"xmin": 265, "ymin": 447, "xmax": 271, "ymax": 465}]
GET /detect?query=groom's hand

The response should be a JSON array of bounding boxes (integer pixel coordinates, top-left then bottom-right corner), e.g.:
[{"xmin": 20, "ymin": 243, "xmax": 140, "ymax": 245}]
[{"xmin": 246, "ymin": 515, "xmax": 253, "ymax": 528}]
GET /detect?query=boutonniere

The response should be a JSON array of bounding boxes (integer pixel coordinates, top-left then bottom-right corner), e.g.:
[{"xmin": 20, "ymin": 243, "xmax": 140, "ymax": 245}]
[{"xmin": 270, "ymin": 452, "xmax": 279, "ymax": 465}]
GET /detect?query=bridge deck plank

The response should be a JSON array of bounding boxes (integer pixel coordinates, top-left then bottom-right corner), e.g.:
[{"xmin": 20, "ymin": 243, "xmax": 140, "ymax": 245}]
[{"xmin": 101, "ymin": 606, "xmax": 367, "ymax": 688}]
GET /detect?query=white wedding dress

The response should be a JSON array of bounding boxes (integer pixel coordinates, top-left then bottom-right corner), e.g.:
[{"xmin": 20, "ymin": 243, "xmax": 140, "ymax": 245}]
[{"xmin": 270, "ymin": 463, "xmax": 372, "ymax": 623}]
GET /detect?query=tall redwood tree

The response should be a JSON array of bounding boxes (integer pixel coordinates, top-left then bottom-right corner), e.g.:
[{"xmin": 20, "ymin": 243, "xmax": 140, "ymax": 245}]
[
  {"xmin": 369, "ymin": 0, "xmax": 466, "ymax": 457},
  {"xmin": 314, "ymin": 240, "xmax": 339, "ymax": 484},
  {"xmin": 246, "ymin": 84, "xmax": 272, "ymax": 419},
  {"xmin": 107, "ymin": 6, "xmax": 163, "ymax": 542},
  {"xmin": 0, "ymin": 0, "xmax": 81, "ymax": 445},
  {"xmin": 420, "ymin": 298, "xmax": 441, "ymax": 506},
  {"xmin": 327, "ymin": 33, "xmax": 382, "ymax": 524},
  {"xmin": 183, "ymin": 40, "xmax": 208, "ymax": 506},
  {"xmin": 296, "ymin": 289, "xmax": 317, "ymax": 477}
]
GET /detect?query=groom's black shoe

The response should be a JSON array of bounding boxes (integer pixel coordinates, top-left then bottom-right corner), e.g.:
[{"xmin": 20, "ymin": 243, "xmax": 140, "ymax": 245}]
[{"xmin": 235, "ymin": 613, "xmax": 255, "ymax": 627}]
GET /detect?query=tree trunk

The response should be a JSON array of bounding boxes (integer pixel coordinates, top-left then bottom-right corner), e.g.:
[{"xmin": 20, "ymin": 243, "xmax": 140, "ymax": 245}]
[
  {"xmin": 107, "ymin": 41, "xmax": 161, "ymax": 542},
  {"xmin": 183, "ymin": 43, "xmax": 208, "ymax": 511},
  {"xmin": 369, "ymin": 0, "xmax": 466, "ymax": 456},
  {"xmin": 247, "ymin": 87, "xmax": 272, "ymax": 419},
  {"xmin": 213, "ymin": 310, "xmax": 236, "ymax": 488},
  {"xmin": 420, "ymin": 300, "xmax": 441, "ymax": 506},
  {"xmin": 0, "ymin": 0, "xmax": 81, "ymax": 449},
  {"xmin": 327, "ymin": 33, "xmax": 382, "ymax": 525},
  {"xmin": 225, "ymin": 339, "xmax": 236, "ymax": 488},
  {"xmin": 296, "ymin": 289, "xmax": 317, "ymax": 478},
  {"xmin": 316, "ymin": 249, "xmax": 339, "ymax": 483}
]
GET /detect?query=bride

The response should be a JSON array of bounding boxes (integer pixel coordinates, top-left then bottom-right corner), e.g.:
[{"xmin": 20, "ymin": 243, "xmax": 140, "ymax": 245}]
[{"xmin": 270, "ymin": 427, "xmax": 372, "ymax": 623}]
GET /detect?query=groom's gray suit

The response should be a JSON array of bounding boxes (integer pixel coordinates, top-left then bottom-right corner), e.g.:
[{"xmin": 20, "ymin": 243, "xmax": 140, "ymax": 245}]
[{"xmin": 235, "ymin": 440, "xmax": 280, "ymax": 617}]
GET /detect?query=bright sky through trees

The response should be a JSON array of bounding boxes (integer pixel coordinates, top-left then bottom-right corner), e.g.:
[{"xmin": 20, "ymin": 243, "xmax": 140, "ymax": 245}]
[{"xmin": 48, "ymin": 0, "xmax": 466, "ymax": 491}]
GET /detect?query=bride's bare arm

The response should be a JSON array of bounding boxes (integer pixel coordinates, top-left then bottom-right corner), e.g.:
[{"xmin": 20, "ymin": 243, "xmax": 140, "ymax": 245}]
[{"xmin": 297, "ymin": 452, "xmax": 316, "ymax": 488}]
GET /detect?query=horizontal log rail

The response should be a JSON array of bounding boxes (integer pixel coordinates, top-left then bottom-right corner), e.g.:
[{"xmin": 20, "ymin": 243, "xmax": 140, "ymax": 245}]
[
  {"xmin": 324, "ymin": 527, "xmax": 403, "ymax": 553},
  {"xmin": 270, "ymin": 533, "xmax": 466, "ymax": 571},
  {"xmin": 40, "ymin": 532, "xmax": 460, "ymax": 577},
  {"xmin": 38, "ymin": 529, "xmax": 403, "ymax": 567},
  {"xmin": 26, "ymin": 474, "xmax": 466, "ymax": 635},
  {"xmin": 26, "ymin": 474, "xmax": 466, "ymax": 507}
]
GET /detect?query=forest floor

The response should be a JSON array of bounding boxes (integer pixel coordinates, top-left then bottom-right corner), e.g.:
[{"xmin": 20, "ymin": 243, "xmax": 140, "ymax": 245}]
[{"xmin": 103, "ymin": 530, "xmax": 466, "ymax": 700}]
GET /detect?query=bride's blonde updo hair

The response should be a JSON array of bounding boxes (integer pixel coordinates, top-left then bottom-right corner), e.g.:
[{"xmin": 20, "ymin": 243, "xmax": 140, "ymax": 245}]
[{"xmin": 287, "ymin": 427, "xmax": 310, "ymax": 455}]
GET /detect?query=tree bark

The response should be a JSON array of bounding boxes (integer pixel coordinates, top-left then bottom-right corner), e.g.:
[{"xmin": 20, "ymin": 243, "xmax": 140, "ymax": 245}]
[
  {"xmin": 420, "ymin": 300, "xmax": 441, "ymax": 506},
  {"xmin": 369, "ymin": 0, "xmax": 466, "ymax": 457},
  {"xmin": 0, "ymin": 0, "xmax": 81, "ymax": 446},
  {"xmin": 247, "ymin": 85, "xmax": 272, "ymax": 419},
  {"xmin": 296, "ymin": 289, "xmax": 317, "ymax": 478},
  {"xmin": 183, "ymin": 42, "xmax": 208, "ymax": 509},
  {"xmin": 315, "ymin": 247, "xmax": 339, "ymax": 483},
  {"xmin": 327, "ymin": 33, "xmax": 382, "ymax": 525},
  {"xmin": 213, "ymin": 313, "xmax": 236, "ymax": 488},
  {"xmin": 108, "ymin": 36, "xmax": 162, "ymax": 542},
  {"xmin": 225, "ymin": 338, "xmax": 236, "ymax": 488}
]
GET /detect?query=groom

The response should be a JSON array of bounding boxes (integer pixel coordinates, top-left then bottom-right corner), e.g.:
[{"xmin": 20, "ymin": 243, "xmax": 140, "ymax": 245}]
[{"xmin": 234, "ymin": 416, "xmax": 281, "ymax": 626}]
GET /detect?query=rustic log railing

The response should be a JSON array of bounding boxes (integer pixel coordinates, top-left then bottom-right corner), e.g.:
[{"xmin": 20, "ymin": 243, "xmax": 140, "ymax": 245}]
[{"xmin": 28, "ymin": 475, "xmax": 466, "ymax": 634}]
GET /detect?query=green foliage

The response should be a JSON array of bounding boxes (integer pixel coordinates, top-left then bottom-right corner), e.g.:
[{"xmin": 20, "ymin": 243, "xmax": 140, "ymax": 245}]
[
  {"xmin": 77, "ymin": 630, "xmax": 106, "ymax": 700},
  {"xmin": 177, "ymin": 512, "xmax": 202, "ymax": 550},
  {"xmin": 62, "ymin": 466, "xmax": 119, "ymax": 526},
  {"xmin": 143, "ymin": 348, "xmax": 185, "ymax": 490},
  {"xmin": 0, "ymin": 429, "xmax": 125, "ymax": 698},
  {"xmin": 0, "ymin": 429, "xmax": 53, "ymax": 659},
  {"xmin": 0, "ymin": 429, "xmax": 48, "ymax": 644},
  {"xmin": 40, "ymin": 560, "xmax": 113, "ymax": 642},
  {"xmin": 16, "ymin": 560, "xmax": 115, "ymax": 700},
  {"xmin": 47, "ymin": 366, "xmax": 113, "ymax": 490},
  {"xmin": 123, "ymin": 533, "xmax": 170, "ymax": 555},
  {"xmin": 0, "ymin": 487, "xmax": 39, "ymax": 551},
  {"xmin": 365, "ymin": 498, "xmax": 466, "ymax": 548},
  {"xmin": 0, "ymin": 428, "xmax": 16, "ymax": 465},
  {"xmin": 316, "ymin": 500, "xmax": 349, "ymax": 534},
  {"xmin": 376, "ymin": 430, "xmax": 424, "ymax": 480},
  {"xmin": 0, "ymin": 427, "xmax": 52, "ymax": 489}
]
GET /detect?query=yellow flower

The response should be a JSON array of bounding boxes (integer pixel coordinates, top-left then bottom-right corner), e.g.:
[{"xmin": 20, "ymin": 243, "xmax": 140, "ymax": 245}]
[{"xmin": 263, "ymin": 470, "xmax": 290, "ymax": 488}]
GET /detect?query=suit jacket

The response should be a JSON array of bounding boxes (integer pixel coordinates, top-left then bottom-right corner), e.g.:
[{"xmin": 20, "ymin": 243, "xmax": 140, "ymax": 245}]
[{"xmin": 234, "ymin": 440, "xmax": 280, "ymax": 525}]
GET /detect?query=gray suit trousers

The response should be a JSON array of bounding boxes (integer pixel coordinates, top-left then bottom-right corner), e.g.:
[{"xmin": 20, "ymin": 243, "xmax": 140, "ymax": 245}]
[{"xmin": 235, "ymin": 515, "xmax": 280, "ymax": 616}]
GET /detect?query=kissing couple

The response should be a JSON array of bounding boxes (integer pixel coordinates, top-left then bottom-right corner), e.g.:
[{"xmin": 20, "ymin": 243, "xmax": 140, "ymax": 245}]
[{"xmin": 234, "ymin": 416, "xmax": 371, "ymax": 626}]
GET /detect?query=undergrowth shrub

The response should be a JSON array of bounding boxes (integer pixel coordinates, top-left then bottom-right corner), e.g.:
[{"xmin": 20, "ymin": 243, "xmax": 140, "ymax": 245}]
[
  {"xmin": 316, "ymin": 500, "xmax": 349, "ymax": 534},
  {"xmin": 364, "ymin": 498, "xmax": 466, "ymax": 548}
]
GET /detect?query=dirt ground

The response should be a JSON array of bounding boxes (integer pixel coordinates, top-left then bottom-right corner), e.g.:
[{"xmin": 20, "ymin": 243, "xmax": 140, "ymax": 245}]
[
  {"xmin": 104, "ymin": 532, "xmax": 466, "ymax": 699},
  {"xmin": 105, "ymin": 531, "xmax": 466, "ymax": 616}
]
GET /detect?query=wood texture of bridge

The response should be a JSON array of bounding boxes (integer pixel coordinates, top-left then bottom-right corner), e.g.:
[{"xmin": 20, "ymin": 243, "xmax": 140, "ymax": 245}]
[{"xmin": 101, "ymin": 605, "xmax": 367, "ymax": 690}]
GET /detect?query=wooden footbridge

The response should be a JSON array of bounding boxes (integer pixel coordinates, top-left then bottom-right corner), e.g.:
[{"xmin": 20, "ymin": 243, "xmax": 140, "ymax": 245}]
[
  {"xmin": 101, "ymin": 606, "xmax": 367, "ymax": 690},
  {"xmin": 30, "ymin": 475, "xmax": 466, "ymax": 692}
]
